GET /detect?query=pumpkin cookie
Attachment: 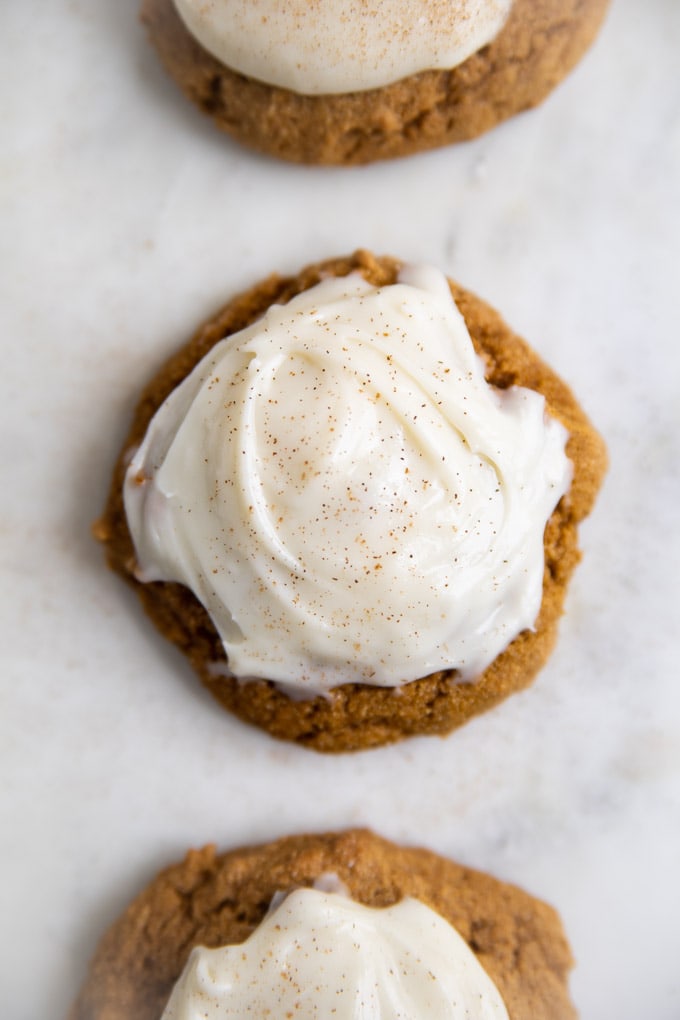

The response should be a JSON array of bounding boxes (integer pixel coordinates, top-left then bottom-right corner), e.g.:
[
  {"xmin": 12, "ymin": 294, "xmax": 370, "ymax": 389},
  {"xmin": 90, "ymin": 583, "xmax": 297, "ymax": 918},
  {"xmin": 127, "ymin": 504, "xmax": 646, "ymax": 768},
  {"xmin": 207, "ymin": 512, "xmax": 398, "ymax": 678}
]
[
  {"xmin": 69, "ymin": 829, "xmax": 577, "ymax": 1020},
  {"xmin": 95, "ymin": 251, "xmax": 606, "ymax": 751},
  {"xmin": 141, "ymin": 0, "xmax": 610, "ymax": 164}
]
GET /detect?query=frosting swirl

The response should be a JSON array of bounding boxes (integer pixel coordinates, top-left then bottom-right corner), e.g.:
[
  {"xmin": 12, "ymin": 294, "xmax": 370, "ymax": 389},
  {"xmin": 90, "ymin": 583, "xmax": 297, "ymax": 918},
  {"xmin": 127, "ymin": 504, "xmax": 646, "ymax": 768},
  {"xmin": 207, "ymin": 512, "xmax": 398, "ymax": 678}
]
[
  {"xmin": 161, "ymin": 888, "xmax": 510, "ymax": 1019},
  {"xmin": 124, "ymin": 266, "xmax": 571, "ymax": 694},
  {"xmin": 172, "ymin": 0, "xmax": 513, "ymax": 95}
]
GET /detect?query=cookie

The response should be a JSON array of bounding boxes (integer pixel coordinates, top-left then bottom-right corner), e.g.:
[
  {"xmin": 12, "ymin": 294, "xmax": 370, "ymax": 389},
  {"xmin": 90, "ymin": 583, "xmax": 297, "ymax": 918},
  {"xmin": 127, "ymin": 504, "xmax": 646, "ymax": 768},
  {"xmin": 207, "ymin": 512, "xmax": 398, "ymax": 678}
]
[
  {"xmin": 140, "ymin": 0, "xmax": 610, "ymax": 164},
  {"xmin": 95, "ymin": 251, "xmax": 606, "ymax": 752},
  {"xmin": 68, "ymin": 829, "xmax": 577, "ymax": 1020}
]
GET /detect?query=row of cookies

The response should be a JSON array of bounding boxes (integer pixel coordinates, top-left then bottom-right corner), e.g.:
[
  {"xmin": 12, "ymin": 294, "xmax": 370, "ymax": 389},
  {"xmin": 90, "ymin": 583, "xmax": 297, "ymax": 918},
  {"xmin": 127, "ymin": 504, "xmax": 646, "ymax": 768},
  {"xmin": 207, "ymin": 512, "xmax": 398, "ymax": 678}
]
[{"xmin": 72, "ymin": 3, "xmax": 610, "ymax": 1017}]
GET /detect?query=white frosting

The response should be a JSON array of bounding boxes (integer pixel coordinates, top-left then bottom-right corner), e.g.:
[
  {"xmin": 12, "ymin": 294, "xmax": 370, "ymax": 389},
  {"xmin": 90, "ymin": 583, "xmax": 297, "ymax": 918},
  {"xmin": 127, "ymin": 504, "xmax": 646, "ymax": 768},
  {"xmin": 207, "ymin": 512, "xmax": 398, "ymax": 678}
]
[
  {"xmin": 160, "ymin": 888, "xmax": 510, "ymax": 1019},
  {"xmin": 124, "ymin": 267, "xmax": 571, "ymax": 694},
  {"xmin": 172, "ymin": 0, "xmax": 513, "ymax": 95}
]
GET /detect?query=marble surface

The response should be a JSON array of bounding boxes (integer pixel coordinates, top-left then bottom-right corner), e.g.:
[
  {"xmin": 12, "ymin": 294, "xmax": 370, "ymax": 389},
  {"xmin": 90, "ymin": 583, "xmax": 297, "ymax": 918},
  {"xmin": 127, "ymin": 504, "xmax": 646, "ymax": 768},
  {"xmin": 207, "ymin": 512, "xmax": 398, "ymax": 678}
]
[{"xmin": 2, "ymin": 1, "xmax": 679, "ymax": 1017}]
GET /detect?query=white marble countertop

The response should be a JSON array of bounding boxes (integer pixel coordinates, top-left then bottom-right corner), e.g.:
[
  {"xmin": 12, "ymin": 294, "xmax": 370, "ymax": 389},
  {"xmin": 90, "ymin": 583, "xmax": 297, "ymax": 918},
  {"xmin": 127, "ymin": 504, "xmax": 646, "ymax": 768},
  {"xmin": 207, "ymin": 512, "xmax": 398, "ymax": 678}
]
[{"xmin": 2, "ymin": 1, "xmax": 679, "ymax": 1017}]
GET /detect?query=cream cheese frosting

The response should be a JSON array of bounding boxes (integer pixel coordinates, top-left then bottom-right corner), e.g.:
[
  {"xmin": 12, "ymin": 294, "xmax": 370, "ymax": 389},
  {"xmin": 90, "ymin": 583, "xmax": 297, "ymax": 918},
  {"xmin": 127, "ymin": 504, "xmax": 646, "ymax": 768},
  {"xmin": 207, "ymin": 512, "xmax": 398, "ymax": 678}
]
[
  {"xmin": 172, "ymin": 0, "xmax": 513, "ymax": 95},
  {"xmin": 160, "ymin": 887, "xmax": 510, "ymax": 1019},
  {"xmin": 124, "ymin": 266, "xmax": 571, "ymax": 695}
]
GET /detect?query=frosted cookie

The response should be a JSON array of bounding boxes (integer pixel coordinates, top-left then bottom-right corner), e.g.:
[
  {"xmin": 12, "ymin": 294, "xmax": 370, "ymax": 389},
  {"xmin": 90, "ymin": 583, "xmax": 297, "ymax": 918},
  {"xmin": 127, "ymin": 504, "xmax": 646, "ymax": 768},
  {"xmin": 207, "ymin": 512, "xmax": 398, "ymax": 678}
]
[
  {"xmin": 140, "ymin": 0, "xmax": 610, "ymax": 164},
  {"xmin": 68, "ymin": 829, "xmax": 577, "ymax": 1020},
  {"xmin": 95, "ymin": 251, "xmax": 606, "ymax": 751}
]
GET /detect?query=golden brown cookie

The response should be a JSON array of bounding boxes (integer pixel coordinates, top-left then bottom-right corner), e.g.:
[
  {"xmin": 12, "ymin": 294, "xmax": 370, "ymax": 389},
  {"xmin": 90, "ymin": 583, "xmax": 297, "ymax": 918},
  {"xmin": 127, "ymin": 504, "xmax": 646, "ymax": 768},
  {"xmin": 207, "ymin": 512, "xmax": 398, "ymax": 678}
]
[
  {"xmin": 95, "ymin": 251, "xmax": 606, "ymax": 752},
  {"xmin": 140, "ymin": 0, "xmax": 610, "ymax": 164},
  {"xmin": 68, "ymin": 830, "xmax": 576, "ymax": 1020}
]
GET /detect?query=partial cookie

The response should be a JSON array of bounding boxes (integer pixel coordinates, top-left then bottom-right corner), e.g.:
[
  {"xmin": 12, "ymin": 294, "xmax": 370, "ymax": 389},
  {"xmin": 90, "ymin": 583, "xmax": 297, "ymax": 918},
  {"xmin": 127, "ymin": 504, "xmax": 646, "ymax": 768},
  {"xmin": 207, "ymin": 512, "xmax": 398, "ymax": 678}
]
[
  {"xmin": 95, "ymin": 251, "xmax": 606, "ymax": 751},
  {"xmin": 141, "ymin": 0, "xmax": 610, "ymax": 164},
  {"xmin": 68, "ymin": 829, "xmax": 577, "ymax": 1020}
]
